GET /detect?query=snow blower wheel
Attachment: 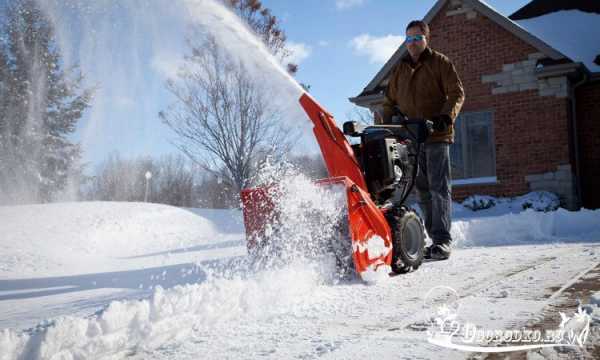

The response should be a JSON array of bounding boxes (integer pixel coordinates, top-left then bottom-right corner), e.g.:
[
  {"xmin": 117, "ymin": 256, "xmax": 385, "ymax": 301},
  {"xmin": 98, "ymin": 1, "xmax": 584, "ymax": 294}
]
[{"xmin": 386, "ymin": 209, "xmax": 425, "ymax": 274}]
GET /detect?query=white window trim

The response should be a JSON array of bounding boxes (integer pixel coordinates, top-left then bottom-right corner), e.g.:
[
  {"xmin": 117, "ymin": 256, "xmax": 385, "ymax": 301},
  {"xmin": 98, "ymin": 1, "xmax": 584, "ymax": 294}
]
[{"xmin": 452, "ymin": 176, "xmax": 498, "ymax": 186}]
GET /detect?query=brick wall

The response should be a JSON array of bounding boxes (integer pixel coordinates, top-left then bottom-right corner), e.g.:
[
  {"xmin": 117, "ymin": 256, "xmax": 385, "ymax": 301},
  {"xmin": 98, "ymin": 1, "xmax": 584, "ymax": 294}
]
[
  {"xmin": 576, "ymin": 80, "xmax": 600, "ymax": 209},
  {"xmin": 428, "ymin": 1, "xmax": 575, "ymax": 206}
]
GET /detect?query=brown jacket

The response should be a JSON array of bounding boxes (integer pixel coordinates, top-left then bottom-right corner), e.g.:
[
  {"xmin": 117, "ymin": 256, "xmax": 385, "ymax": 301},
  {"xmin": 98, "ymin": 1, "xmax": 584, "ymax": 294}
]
[{"xmin": 379, "ymin": 47, "xmax": 465, "ymax": 143}]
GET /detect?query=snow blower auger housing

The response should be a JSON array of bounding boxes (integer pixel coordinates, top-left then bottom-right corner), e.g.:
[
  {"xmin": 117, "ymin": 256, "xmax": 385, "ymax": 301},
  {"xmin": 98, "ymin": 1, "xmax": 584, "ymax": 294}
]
[{"xmin": 241, "ymin": 93, "xmax": 429, "ymax": 281}]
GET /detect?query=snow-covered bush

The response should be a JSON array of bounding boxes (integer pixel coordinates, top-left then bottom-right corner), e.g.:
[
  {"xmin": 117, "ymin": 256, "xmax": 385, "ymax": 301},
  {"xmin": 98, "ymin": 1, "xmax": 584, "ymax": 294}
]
[
  {"xmin": 461, "ymin": 195, "xmax": 496, "ymax": 211},
  {"xmin": 515, "ymin": 191, "xmax": 560, "ymax": 212},
  {"xmin": 461, "ymin": 192, "xmax": 560, "ymax": 212}
]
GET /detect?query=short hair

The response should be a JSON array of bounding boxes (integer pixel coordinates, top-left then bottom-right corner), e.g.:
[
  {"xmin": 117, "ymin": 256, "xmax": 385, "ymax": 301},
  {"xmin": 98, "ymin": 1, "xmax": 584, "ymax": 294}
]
[{"xmin": 406, "ymin": 20, "xmax": 430, "ymax": 37}]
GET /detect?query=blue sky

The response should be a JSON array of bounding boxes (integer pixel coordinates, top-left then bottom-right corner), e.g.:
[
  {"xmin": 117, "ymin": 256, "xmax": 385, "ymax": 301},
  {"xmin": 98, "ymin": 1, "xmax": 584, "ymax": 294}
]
[{"xmin": 51, "ymin": 0, "xmax": 530, "ymax": 166}]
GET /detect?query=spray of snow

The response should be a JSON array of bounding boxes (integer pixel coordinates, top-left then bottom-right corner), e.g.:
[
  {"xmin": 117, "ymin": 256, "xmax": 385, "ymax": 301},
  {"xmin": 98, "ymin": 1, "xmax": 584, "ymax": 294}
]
[
  {"xmin": 180, "ymin": 0, "xmax": 313, "ymax": 143},
  {"xmin": 182, "ymin": 0, "xmax": 303, "ymax": 94},
  {"xmin": 38, "ymin": 0, "xmax": 315, "ymax": 169},
  {"xmin": 250, "ymin": 160, "xmax": 350, "ymax": 279},
  {"xmin": 251, "ymin": 160, "xmax": 395, "ymax": 284}
]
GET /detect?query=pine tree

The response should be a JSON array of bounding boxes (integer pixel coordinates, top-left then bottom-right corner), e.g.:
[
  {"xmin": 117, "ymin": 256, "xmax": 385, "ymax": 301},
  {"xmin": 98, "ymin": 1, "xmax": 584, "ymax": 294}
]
[{"xmin": 0, "ymin": 0, "xmax": 93, "ymax": 203}]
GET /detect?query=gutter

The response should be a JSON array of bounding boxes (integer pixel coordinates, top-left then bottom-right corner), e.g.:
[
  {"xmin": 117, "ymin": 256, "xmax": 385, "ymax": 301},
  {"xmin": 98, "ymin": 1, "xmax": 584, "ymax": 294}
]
[
  {"xmin": 535, "ymin": 62, "xmax": 582, "ymax": 78},
  {"xmin": 348, "ymin": 93, "xmax": 384, "ymax": 108}
]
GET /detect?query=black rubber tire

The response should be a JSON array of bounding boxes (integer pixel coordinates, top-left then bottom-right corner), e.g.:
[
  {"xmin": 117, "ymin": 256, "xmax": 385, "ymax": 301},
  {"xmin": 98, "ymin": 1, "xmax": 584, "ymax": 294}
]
[{"xmin": 386, "ymin": 209, "xmax": 425, "ymax": 274}]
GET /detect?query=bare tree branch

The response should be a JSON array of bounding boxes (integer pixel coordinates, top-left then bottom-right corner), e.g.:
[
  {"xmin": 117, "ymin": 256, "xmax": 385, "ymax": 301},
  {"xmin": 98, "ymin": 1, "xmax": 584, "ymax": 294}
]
[{"xmin": 160, "ymin": 35, "xmax": 297, "ymax": 198}]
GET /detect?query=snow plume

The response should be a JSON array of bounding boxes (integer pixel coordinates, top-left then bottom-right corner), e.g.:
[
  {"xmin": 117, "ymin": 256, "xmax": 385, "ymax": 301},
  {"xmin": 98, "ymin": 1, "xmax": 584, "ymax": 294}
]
[
  {"xmin": 0, "ymin": 1, "xmax": 59, "ymax": 204},
  {"xmin": 0, "ymin": 263, "xmax": 327, "ymax": 359},
  {"xmin": 38, "ymin": 0, "xmax": 315, "ymax": 168},
  {"xmin": 251, "ymin": 160, "xmax": 351, "ymax": 279},
  {"xmin": 183, "ymin": 0, "xmax": 303, "ymax": 94},
  {"xmin": 181, "ymin": 0, "xmax": 312, "ymax": 135}
]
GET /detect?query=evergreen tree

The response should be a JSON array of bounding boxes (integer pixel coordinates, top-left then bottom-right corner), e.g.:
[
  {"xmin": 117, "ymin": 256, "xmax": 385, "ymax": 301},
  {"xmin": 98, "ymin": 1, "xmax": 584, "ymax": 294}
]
[{"xmin": 0, "ymin": 0, "xmax": 93, "ymax": 203}]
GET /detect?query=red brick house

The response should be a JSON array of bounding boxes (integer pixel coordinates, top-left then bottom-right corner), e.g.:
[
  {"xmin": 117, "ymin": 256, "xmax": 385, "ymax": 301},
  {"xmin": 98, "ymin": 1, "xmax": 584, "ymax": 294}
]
[{"xmin": 350, "ymin": 0, "xmax": 600, "ymax": 210}]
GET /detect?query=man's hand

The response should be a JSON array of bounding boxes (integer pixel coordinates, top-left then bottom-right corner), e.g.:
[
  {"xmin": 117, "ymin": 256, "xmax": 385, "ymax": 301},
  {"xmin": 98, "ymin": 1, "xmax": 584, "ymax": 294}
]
[{"xmin": 432, "ymin": 114, "xmax": 452, "ymax": 132}]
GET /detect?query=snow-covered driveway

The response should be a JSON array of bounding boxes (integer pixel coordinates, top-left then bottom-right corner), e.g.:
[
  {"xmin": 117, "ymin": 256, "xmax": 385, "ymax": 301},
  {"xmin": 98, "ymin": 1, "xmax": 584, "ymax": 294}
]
[{"xmin": 1, "ymin": 201, "xmax": 599, "ymax": 359}]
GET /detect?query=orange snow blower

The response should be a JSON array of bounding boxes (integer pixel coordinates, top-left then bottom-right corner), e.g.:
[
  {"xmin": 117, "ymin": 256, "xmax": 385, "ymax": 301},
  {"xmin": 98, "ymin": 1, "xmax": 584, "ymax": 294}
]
[{"xmin": 241, "ymin": 93, "xmax": 430, "ymax": 280}]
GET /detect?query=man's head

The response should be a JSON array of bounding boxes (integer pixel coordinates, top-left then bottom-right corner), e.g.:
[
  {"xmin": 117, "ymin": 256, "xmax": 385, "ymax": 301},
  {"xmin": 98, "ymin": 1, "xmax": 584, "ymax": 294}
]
[{"xmin": 405, "ymin": 20, "xmax": 429, "ymax": 60}]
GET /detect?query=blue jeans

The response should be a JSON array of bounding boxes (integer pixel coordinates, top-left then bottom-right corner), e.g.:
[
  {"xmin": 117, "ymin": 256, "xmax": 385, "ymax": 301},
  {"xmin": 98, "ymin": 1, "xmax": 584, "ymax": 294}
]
[{"xmin": 416, "ymin": 143, "xmax": 452, "ymax": 245}]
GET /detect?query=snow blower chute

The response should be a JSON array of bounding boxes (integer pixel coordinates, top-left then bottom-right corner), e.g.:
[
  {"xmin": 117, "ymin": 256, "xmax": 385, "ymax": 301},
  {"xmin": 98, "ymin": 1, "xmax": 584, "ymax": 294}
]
[{"xmin": 241, "ymin": 93, "xmax": 430, "ymax": 280}]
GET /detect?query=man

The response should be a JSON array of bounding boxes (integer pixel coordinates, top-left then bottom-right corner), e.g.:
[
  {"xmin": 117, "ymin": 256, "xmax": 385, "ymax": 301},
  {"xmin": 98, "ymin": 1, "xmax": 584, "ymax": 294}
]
[{"xmin": 379, "ymin": 20, "xmax": 465, "ymax": 260}]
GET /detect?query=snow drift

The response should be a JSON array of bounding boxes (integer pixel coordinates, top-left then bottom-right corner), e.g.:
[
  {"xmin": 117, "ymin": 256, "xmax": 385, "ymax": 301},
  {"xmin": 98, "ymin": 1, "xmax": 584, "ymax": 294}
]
[{"xmin": 0, "ymin": 202, "xmax": 244, "ymax": 279}]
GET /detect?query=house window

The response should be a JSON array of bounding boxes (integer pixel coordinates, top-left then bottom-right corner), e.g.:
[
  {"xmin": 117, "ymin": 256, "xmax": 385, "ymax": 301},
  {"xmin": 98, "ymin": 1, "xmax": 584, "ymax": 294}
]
[{"xmin": 450, "ymin": 111, "xmax": 496, "ymax": 182}]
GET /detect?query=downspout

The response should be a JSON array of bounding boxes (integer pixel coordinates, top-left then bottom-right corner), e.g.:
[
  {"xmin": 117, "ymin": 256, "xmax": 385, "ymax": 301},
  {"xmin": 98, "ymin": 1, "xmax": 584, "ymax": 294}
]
[{"xmin": 569, "ymin": 69, "xmax": 588, "ymax": 209}]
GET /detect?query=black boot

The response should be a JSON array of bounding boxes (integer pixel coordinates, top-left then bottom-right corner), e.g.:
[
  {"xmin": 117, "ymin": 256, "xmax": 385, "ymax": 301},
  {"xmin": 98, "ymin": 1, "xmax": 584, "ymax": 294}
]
[{"xmin": 424, "ymin": 243, "xmax": 451, "ymax": 260}]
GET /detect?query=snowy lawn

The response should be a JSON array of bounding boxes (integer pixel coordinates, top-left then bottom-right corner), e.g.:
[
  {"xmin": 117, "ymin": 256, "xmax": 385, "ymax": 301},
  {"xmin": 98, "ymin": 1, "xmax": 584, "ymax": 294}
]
[{"xmin": 0, "ymin": 202, "xmax": 245, "ymax": 330}]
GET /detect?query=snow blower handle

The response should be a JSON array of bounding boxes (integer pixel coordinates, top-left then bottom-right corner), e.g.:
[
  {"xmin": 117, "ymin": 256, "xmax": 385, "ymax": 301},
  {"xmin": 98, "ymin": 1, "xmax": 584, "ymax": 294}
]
[
  {"xmin": 390, "ymin": 105, "xmax": 408, "ymax": 124},
  {"xmin": 345, "ymin": 118, "xmax": 433, "ymax": 144},
  {"xmin": 396, "ymin": 118, "xmax": 434, "ymax": 144},
  {"xmin": 388, "ymin": 106, "xmax": 433, "ymax": 143}
]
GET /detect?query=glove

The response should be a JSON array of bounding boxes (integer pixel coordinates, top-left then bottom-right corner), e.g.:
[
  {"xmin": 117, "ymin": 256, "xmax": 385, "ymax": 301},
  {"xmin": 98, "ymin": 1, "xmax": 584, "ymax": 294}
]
[{"xmin": 432, "ymin": 114, "xmax": 452, "ymax": 132}]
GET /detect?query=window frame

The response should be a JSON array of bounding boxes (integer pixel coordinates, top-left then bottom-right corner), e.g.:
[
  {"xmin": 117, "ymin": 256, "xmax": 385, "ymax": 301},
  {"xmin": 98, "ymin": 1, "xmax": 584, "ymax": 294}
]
[{"xmin": 450, "ymin": 110, "xmax": 497, "ymax": 185}]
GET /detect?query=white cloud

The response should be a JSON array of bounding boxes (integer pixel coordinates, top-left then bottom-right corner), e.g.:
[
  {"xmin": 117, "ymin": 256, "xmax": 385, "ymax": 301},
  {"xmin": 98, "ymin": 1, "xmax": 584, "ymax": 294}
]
[
  {"xmin": 349, "ymin": 34, "xmax": 405, "ymax": 64},
  {"xmin": 285, "ymin": 41, "xmax": 312, "ymax": 65},
  {"xmin": 318, "ymin": 40, "xmax": 329, "ymax": 47},
  {"xmin": 336, "ymin": 0, "xmax": 366, "ymax": 10}
]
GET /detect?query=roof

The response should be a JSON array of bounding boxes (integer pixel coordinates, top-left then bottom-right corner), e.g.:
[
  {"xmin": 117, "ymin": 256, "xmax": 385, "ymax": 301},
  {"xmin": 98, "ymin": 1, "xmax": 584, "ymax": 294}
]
[
  {"xmin": 513, "ymin": 9, "xmax": 600, "ymax": 73},
  {"xmin": 509, "ymin": 0, "xmax": 600, "ymax": 20},
  {"xmin": 352, "ymin": 0, "xmax": 597, "ymax": 102}
]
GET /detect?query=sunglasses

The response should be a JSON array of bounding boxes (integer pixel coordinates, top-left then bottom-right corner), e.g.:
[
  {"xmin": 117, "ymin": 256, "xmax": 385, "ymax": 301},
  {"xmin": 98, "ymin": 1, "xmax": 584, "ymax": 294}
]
[{"xmin": 406, "ymin": 34, "xmax": 425, "ymax": 43}]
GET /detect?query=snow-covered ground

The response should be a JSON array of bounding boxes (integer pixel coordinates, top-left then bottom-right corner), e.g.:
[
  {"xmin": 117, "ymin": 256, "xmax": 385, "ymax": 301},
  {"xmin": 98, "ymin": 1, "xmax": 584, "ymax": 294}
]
[
  {"xmin": 1, "ymin": 195, "xmax": 599, "ymax": 359},
  {"xmin": 0, "ymin": 202, "xmax": 246, "ymax": 331}
]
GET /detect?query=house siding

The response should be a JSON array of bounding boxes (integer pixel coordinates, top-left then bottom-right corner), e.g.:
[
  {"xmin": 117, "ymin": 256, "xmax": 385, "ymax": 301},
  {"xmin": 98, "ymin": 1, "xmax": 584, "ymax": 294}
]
[{"xmin": 426, "ymin": 1, "xmax": 576, "ymax": 207}]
